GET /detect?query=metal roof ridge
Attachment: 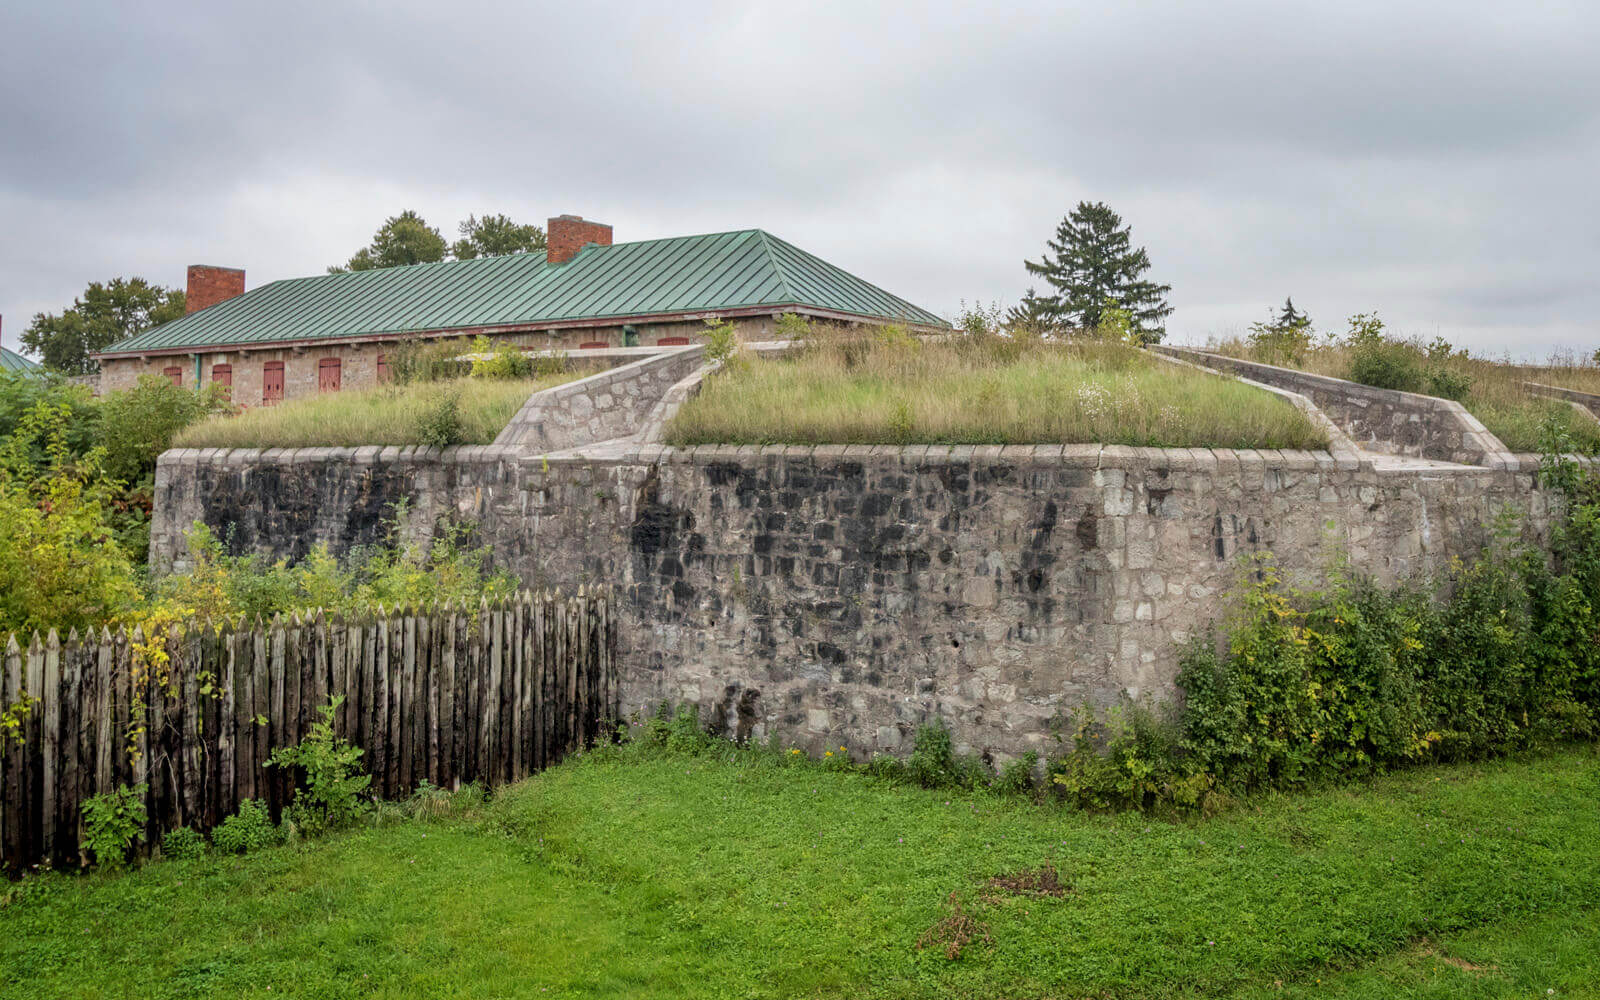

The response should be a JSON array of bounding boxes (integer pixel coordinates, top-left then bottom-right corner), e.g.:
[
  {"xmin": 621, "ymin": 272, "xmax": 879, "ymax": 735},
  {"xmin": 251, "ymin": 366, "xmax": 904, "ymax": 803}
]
[{"xmin": 752, "ymin": 230, "xmax": 798, "ymax": 305}]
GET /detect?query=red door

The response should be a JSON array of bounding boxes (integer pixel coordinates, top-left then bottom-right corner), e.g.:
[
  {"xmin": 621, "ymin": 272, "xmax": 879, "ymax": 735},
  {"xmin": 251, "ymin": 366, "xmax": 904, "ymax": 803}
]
[
  {"xmin": 377, "ymin": 354, "xmax": 390, "ymax": 383},
  {"xmin": 656, "ymin": 336, "xmax": 690, "ymax": 346},
  {"xmin": 211, "ymin": 364, "xmax": 232, "ymax": 394},
  {"xmin": 318, "ymin": 357, "xmax": 342, "ymax": 391},
  {"xmin": 262, "ymin": 362, "xmax": 284, "ymax": 404},
  {"xmin": 579, "ymin": 341, "xmax": 608, "ymax": 350},
  {"xmin": 162, "ymin": 366, "xmax": 183, "ymax": 387}
]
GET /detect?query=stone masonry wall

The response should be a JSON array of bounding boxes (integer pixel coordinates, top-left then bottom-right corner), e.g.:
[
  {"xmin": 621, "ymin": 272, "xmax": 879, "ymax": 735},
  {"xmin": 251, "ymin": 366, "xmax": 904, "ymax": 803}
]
[
  {"xmin": 495, "ymin": 345, "xmax": 707, "ymax": 451},
  {"xmin": 151, "ymin": 444, "xmax": 1552, "ymax": 764},
  {"xmin": 1524, "ymin": 381, "xmax": 1600, "ymax": 421},
  {"xmin": 1157, "ymin": 346, "xmax": 1510, "ymax": 466}
]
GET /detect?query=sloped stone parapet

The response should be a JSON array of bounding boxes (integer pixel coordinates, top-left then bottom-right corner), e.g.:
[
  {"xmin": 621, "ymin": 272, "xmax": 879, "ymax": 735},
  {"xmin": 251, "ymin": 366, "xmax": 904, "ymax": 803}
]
[
  {"xmin": 1522, "ymin": 381, "xmax": 1600, "ymax": 422},
  {"xmin": 494, "ymin": 344, "xmax": 708, "ymax": 452},
  {"xmin": 1154, "ymin": 345, "xmax": 1516, "ymax": 467}
]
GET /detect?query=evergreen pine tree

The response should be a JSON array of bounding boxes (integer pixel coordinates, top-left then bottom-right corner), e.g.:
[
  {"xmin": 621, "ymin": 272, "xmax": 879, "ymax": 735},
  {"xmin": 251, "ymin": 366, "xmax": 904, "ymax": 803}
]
[
  {"xmin": 1023, "ymin": 202, "xmax": 1173, "ymax": 343},
  {"xmin": 1276, "ymin": 297, "xmax": 1310, "ymax": 331},
  {"xmin": 1003, "ymin": 287, "xmax": 1058, "ymax": 333}
]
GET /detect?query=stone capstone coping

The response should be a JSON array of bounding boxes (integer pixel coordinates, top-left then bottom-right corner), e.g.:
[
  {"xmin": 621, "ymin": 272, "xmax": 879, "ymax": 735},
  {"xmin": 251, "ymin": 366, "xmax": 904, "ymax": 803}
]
[
  {"xmin": 1155, "ymin": 345, "xmax": 1515, "ymax": 468},
  {"xmin": 494, "ymin": 343, "xmax": 707, "ymax": 450},
  {"xmin": 1523, "ymin": 381, "xmax": 1600, "ymax": 422}
]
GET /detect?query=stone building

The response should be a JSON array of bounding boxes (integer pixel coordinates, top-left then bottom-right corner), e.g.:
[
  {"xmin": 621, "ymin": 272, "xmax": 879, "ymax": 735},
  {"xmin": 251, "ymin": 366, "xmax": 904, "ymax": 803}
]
[{"xmin": 92, "ymin": 215, "xmax": 946, "ymax": 403}]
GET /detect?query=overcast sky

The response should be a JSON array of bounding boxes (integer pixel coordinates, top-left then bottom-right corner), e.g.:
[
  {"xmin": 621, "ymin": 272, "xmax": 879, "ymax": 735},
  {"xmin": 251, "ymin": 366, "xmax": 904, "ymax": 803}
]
[{"xmin": 3, "ymin": 1, "xmax": 1597, "ymax": 359}]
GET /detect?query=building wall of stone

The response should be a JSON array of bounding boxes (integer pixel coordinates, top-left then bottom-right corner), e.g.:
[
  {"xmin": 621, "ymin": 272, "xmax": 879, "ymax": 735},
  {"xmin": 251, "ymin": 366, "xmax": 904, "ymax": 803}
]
[
  {"xmin": 1158, "ymin": 346, "xmax": 1510, "ymax": 466},
  {"xmin": 150, "ymin": 444, "xmax": 1552, "ymax": 764}
]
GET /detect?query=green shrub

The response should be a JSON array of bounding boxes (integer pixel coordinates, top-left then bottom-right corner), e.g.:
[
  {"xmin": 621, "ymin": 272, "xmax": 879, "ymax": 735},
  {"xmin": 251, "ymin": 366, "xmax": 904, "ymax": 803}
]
[
  {"xmin": 268, "ymin": 696, "xmax": 372, "ymax": 837},
  {"xmin": 703, "ymin": 318, "xmax": 739, "ymax": 366},
  {"xmin": 906, "ymin": 722, "xmax": 992, "ymax": 790},
  {"xmin": 80, "ymin": 784, "xmax": 147, "ymax": 868},
  {"xmin": 415, "ymin": 384, "xmax": 463, "ymax": 448},
  {"xmin": 469, "ymin": 335, "xmax": 535, "ymax": 380},
  {"xmin": 993, "ymin": 751, "xmax": 1038, "ymax": 796},
  {"xmin": 160, "ymin": 825, "xmax": 206, "ymax": 861},
  {"xmin": 387, "ymin": 338, "xmax": 467, "ymax": 384},
  {"xmin": 98, "ymin": 375, "xmax": 232, "ymax": 487},
  {"xmin": 212, "ymin": 799, "xmax": 280, "ymax": 854}
]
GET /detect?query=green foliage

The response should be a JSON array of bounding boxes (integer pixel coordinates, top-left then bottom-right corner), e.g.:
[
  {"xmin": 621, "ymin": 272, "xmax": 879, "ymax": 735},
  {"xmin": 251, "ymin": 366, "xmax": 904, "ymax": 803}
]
[
  {"xmin": 954, "ymin": 299, "xmax": 1004, "ymax": 336},
  {"xmin": 452, "ymin": 213, "xmax": 547, "ymax": 260},
  {"xmin": 0, "ymin": 402, "xmax": 140, "ymax": 634},
  {"xmin": 1343, "ymin": 313, "xmax": 1425, "ymax": 392},
  {"xmin": 415, "ymin": 384, "xmax": 463, "ymax": 448},
  {"xmin": 97, "ymin": 375, "xmax": 233, "ymax": 487},
  {"xmin": 331, "ymin": 210, "xmax": 449, "ymax": 273},
  {"xmin": 154, "ymin": 517, "xmax": 520, "ymax": 623},
  {"xmin": 1023, "ymin": 201, "xmax": 1172, "ymax": 343},
  {"xmin": 0, "ymin": 371, "xmax": 100, "ymax": 463},
  {"xmin": 467, "ymin": 335, "xmax": 535, "ymax": 380},
  {"xmin": 22, "ymin": 277, "xmax": 185, "ymax": 375},
  {"xmin": 1246, "ymin": 299, "xmax": 1314, "ymax": 366},
  {"xmin": 79, "ymin": 783, "xmax": 147, "ymax": 868},
  {"xmin": 160, "ymin": 826, "xmax": 206, "ymax": 861},
  {"xmin": 905, "ymin": 722, "xmax": 991, "ymax": 790},
  {"xmin": 386, "ymin": 338, "xmax": 469, "ymax": 384},
  {"xmin": 1003, "ymin": 287, "xmax": 1058, "ymax": 335},
  {"xmin": 702, "ymin": 317, "xmax": 740, "ymax": 366},
  {"xmin": 268, "ymin": 696, "xmax": 372, "ymax": 837},
  {"xmin": 1049, "ymin": 705, "xmax": 1214, "ymax": 812},
  {"xmin": 992, "ymin": 751, "xmax": 1038, "ymax": 796},
  {"xmin": 211, "ymin": 799, "xmax": 281, "ymax": 854},
  {"xmin": 773, "ymin": 312, "xmax": 811, "ymax": 341}
]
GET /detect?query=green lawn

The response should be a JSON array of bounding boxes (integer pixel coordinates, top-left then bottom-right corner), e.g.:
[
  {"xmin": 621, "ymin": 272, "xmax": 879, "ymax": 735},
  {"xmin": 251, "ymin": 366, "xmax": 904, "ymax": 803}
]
[{"xmin": 3, "ymin": 745, "xmax": 1597, "ymax": 999}]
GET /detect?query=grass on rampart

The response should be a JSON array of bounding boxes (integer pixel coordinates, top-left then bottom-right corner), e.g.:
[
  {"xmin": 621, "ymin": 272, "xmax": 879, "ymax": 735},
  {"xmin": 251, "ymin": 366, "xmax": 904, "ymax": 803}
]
[
  {"xmin": 667, "ymin": 334, "xmax": 1328, "ymax": 450},
  {"xmin": 173, "ymin": 375, "xmax": 571, "ymax": 450},
  {"xmin": 2, "ymin": 742, "xmax": 1596, "ymax": 999},
  {"xmin": 1211, "ymin": 338, "xmax": 1600, "ymax": 453}
]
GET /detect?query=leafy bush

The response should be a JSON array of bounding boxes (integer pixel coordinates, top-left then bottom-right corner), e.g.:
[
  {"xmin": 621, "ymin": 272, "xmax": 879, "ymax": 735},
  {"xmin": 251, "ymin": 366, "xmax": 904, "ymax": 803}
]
[
  {"xmin": 702, "ymin": 318, "xmax": 743, "ymax": 368},
  {"xmin": 415, "ymin": 384, "xmax": 463, "ymax": 448},
  {"xmin": 212, "ymin": 799, "xmax": 280, "ymax": 854},
  {"xmin": 80, "ymin": 783, "xmax": 147, "ymax": 868},
  {"xmin": 268, "ymin": 696, "xmax": 372, "ymax": 837},
  {"xmin": 97, "ymin": 375, "xmax": 232, "ymax": 487},
  {"xmin": 1343, "ymin": 314, "xmax": 1424, "ymax": 393},
  {"xmin": 774, "ymin": 312, "xmax": 811, "ymax": 341},
  {"xmin": 906, "ymin": 722, "xmax": 991, "ymax": 790},
  {"xmin": 469, "ymin": 335, "xmax": 534, "ymax": 380},
  {"xmin": 0, "ymin": 403, "xmax": 140, "ymax": 634},
  {"xmin": 160, "ymin": 825, "xmax": 206, "ymax": 861},
  {"xmin": 1424, "ymin": 365, "xmax": 1475, "ymax": 401},
  {"xmin": 1246, "ymin": 317, "xmax": 1313, "ymax": 366},
  {"xmin": 993, "ymin": 751, "xmax": 1038, "ymax": 796},
  {"xmin": 0, "ymin": 371, "xmax": 100, "ymax": 466},
  {"xmin": 386, "ymin": 338, "xmax": 468, "ymax": 384}
]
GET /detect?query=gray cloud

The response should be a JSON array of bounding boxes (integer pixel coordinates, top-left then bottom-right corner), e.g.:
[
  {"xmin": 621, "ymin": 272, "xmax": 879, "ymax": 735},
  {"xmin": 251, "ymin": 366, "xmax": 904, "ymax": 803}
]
[{"xmin": 2, "ymin": 0, "xmax": 1597, "ymax": 357}]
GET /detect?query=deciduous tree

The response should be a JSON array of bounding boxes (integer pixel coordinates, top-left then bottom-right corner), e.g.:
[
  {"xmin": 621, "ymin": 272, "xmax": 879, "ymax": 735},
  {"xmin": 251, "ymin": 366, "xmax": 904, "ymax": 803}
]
[
  {"xmin": 329, "ymin": 210, "xmax": 449, "ymax": 273},
  {"xmin": 22, "ymin": 278, "xmax": 185, "ymax": 375},
  {"xmin": 452, "ymin": 213, "xmax": 546, "ymax": 260}
]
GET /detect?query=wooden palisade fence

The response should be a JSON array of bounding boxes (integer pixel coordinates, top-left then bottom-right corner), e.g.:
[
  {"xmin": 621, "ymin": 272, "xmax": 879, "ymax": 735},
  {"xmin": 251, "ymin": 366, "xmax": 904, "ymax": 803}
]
[{"xmin": 1, "ymin": 588, "xmax": 615, "ymax": 872}]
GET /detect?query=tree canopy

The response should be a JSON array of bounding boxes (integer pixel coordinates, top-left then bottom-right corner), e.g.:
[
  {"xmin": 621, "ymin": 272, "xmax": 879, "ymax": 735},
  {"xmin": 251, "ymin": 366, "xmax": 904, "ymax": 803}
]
[
  {"xmin": 330, "ymin": 210, "xmax": 449, "ymax": 273},
  {"xmin": 1022, "ymin": 201, "xmax": 1173, "ymax": 344},
  {"xmin": 452, "ymin": 214, "xmax": 546, "ymax": 260},
  {"xmin": 22, "ymin": 278, "xmax": 186, "ymax": 375},
  {"xmin": 331, "ymin": 210, "xmax": 548, "ymax": 273}
]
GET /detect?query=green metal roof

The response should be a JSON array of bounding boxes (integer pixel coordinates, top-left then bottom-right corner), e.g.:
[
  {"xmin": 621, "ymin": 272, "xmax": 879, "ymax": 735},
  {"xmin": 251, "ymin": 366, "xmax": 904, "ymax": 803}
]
[
  {"xmin": 98, "ymin": 229, "xmax": 948, "ymax": 356},
  {"xmin": 0, "ymin": 346, "xmax": 41, "ymax": 375}
]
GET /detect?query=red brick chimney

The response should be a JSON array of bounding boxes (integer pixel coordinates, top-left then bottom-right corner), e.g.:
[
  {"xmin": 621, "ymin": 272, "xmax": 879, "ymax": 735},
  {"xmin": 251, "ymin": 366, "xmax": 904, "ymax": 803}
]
[
  {"xmin": 546, "ymin": 215, "xmax": 613, "ymax": 264},
  {"xmin": 186, "ymin": 265, "xmax": 246, "ymax": 314}
]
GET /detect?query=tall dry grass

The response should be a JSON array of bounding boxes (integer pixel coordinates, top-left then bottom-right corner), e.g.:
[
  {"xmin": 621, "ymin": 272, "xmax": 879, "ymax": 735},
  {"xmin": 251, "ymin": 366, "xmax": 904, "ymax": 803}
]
[
  {"xmin": 666, "ymin": 332, "xmax": 1327, "ymax": 450},
  {"xmin": 1209, "ymin": 335, "xmax": 1600, "ymax": 453},
  {"xmin": 175, "ymin": 376, "xmax": 571, "ymax": 450}
]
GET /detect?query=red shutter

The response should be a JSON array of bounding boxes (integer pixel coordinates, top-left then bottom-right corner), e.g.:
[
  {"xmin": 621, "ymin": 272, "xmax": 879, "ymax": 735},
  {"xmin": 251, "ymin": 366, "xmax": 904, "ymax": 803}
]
[
  {"xmin": 262, "ymin": 362, "xmax": 284, "ymax": 404},
  {"xmin": 318, "ymin": 357, "xmax": 342, "ymax": 391},
  {"xmin": 655, "ymin": 336, "xmax": 690, "ymax": 346},
  {"xmin": 579, "ymin": 341, "xmax": 608, "ymax": 350},
  {"xmin": 377, "ymin": 354, "xmax": 390, "ymax": 383},
  {"xmin": 162, "ymin": 366, "xmax": 183, "ymax": 387},
  {"xmin": 212, "ymin": 363, "xmax": 233, "ymax": 388}
]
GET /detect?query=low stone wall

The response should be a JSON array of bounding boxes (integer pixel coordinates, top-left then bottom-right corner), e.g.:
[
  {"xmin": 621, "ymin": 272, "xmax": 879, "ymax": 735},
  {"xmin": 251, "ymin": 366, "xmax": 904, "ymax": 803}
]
[
  {"xmin": 151, "ymin": 442, "xmax": 1553, "ymax": 763},
  {"xmin": 1156, "ymin": 346, "xmax": 1511, "ymax": 466},
  {"xmin": 495, "ymin": 345, "xmax": 706, "ymax": 451},
  {"xmin": 1524, "ymin": 381, "xmax": 1600, "ymax": 421}
]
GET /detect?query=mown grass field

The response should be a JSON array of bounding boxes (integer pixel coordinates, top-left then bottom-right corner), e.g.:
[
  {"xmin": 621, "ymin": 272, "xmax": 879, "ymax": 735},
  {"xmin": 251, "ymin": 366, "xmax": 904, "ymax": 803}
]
[
  {"xmin": 3, "ymin": 743, "xmax": 1596, "ymax": 999},
  {"xmin": 174, "ymin": 375, "xmax": 572, "ymax": 450},
  {"xmin": 667, "ymin": 336, "xmax": 1328, "ymax": 451}
]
